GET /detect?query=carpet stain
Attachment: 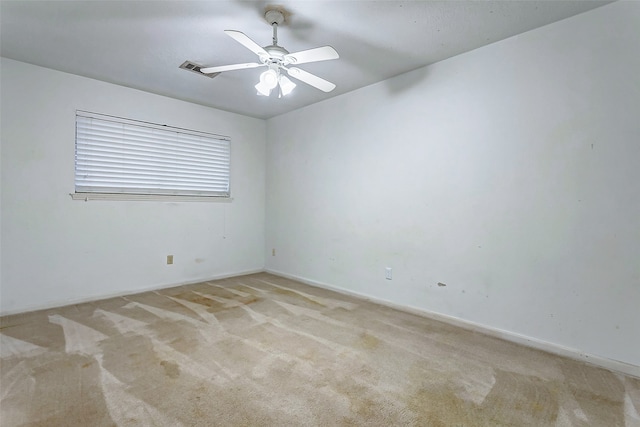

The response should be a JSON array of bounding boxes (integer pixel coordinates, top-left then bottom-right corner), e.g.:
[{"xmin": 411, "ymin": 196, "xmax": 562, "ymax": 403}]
[
  {"xmin": 173, "ymin": 292, "xmax": 217, "ymax": 308},
  {"xmin": 242, "ymin": 296, "xmax": 260, "ymax": 305},
  {"xmin": 407, "ymin": 383, "xmax": 477, "ymax": 427},
  {"xmin": 334, "ymin": 378, "xmax": 394, "ymax": 423},
  {"xmin": 160, "ymin": 360, "xmax": 180, "ymax": 379},
  {"xmin": 357, "ymin": 332, "xmax": 380, "ymax": 350}
]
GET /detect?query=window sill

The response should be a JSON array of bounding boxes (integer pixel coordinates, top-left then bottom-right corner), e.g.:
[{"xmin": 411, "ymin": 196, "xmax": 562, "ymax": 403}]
[{"xmin": 70, "ymin": 193, "xmax": 233, "ymax": 202}]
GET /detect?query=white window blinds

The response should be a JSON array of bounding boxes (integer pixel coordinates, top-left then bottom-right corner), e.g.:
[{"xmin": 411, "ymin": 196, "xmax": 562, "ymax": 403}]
[{"xmin": 75, "ymin": 111, "xmax": 230, "ymax": 198}]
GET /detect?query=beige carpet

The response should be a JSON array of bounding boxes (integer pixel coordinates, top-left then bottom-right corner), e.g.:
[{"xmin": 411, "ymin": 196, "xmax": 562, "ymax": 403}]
[{"xmin": 1, "ymin": 273, "xmax": 638, "ymax": 426}]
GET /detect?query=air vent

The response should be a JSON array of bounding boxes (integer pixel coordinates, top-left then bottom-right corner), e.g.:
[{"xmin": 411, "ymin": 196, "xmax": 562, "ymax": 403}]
[{"xmin": 179, "ymin": 61, "xmax": 219, "ymax": 79}]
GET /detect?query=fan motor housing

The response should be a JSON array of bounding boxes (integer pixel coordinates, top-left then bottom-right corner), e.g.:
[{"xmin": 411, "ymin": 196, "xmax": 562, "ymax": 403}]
[{"xmin": 264, "ymin": 45, "xmax": 289, "ymax": 59}]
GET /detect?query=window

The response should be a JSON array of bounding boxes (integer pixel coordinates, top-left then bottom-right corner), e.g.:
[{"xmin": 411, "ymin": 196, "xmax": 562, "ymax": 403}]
[{"xmin": 74, "ymin": 111, "xmax": 230, "ymax": 200}]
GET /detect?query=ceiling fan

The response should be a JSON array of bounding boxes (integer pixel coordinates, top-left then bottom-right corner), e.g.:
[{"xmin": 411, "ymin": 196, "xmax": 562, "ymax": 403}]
[{"xmin": 198, "ymin": 9, "xmax": 339, "ymax": 98}]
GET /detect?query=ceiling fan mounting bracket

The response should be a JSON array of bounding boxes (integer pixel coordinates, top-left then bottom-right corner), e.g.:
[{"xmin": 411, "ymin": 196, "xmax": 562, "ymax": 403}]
[{"xmin": 264, "ymin": 9, "xmax": 285, "ymax": 27}]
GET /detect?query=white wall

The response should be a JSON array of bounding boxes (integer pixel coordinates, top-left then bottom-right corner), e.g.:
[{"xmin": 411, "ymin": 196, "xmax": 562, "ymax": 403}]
[
  {"xmin": 1, "ymin": 58, "xmax": 266, "ymax": 314},
  {"xmin": 266, "ymin": 2, "xmax": 640, "ymax": 368}
]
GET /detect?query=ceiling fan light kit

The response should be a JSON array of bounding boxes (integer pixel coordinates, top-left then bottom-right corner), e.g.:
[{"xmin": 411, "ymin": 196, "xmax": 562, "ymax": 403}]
[{"xmin": 193, "ymin": 8, "xmax": 338, "ymax": 98}]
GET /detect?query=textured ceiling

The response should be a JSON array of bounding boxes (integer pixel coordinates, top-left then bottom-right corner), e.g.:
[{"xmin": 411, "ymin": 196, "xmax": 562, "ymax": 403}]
[{"xmin": 1, "ymin": 1, "xmax": 611, "ymax": 119}]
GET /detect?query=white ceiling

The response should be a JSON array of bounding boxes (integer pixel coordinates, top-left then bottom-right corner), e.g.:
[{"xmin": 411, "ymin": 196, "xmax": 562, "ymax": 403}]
[{"xmin": 1, "ymin": 1, "xmax": 611, "ymax": 119}]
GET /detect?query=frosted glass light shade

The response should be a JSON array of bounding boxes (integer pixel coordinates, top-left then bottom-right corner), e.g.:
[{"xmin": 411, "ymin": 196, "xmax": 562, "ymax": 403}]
[
  {"xmin": 279, "ymin": 75, "xmax": 296, "ymax": 96},
  {"xmin": 261, "ymin": 69, "xmax": 278, "ymax": 89},
  {"xmin": 255, "ymin": 81, "xmax": 271, "ymax": 96}
]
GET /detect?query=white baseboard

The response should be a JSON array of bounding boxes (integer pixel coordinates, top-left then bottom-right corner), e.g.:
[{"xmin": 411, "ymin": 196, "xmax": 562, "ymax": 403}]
[
  {"xmin": 0, "ymin": 269, "xmax": 264, "ymax": 317},
  {"xmin": 265, "ymin": 269, "xmax": 640, "ymax": 379}
]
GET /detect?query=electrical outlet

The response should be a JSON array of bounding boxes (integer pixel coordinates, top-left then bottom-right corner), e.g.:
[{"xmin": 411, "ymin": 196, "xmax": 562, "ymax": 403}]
[
  {"xmin": 272, "ymin": 248, "xmax": 276, "ymax": 256},
  {"xmin": 385, "ymin": 267, "xmax": 392, "ymax": 280},
  {"xmin": 167, "ymin": 255, "xmax": 174, "ymax": 265}
]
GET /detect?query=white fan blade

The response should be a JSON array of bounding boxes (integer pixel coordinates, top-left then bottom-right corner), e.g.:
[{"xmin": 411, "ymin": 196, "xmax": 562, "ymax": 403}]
[
  {"xmin": 200, "ymin": 62, "xmax": 263, "ymax": 74},
  {"xmin": 286, "ymin": 67, "xmax": 336, "ymax": 92},
  {"xmin": 224, "ymin": 30, "xmax": 269, "ymax": 57},
  {"xmin": 284, "ymin": 46, "xmax": 339, "ymax": 65}
]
